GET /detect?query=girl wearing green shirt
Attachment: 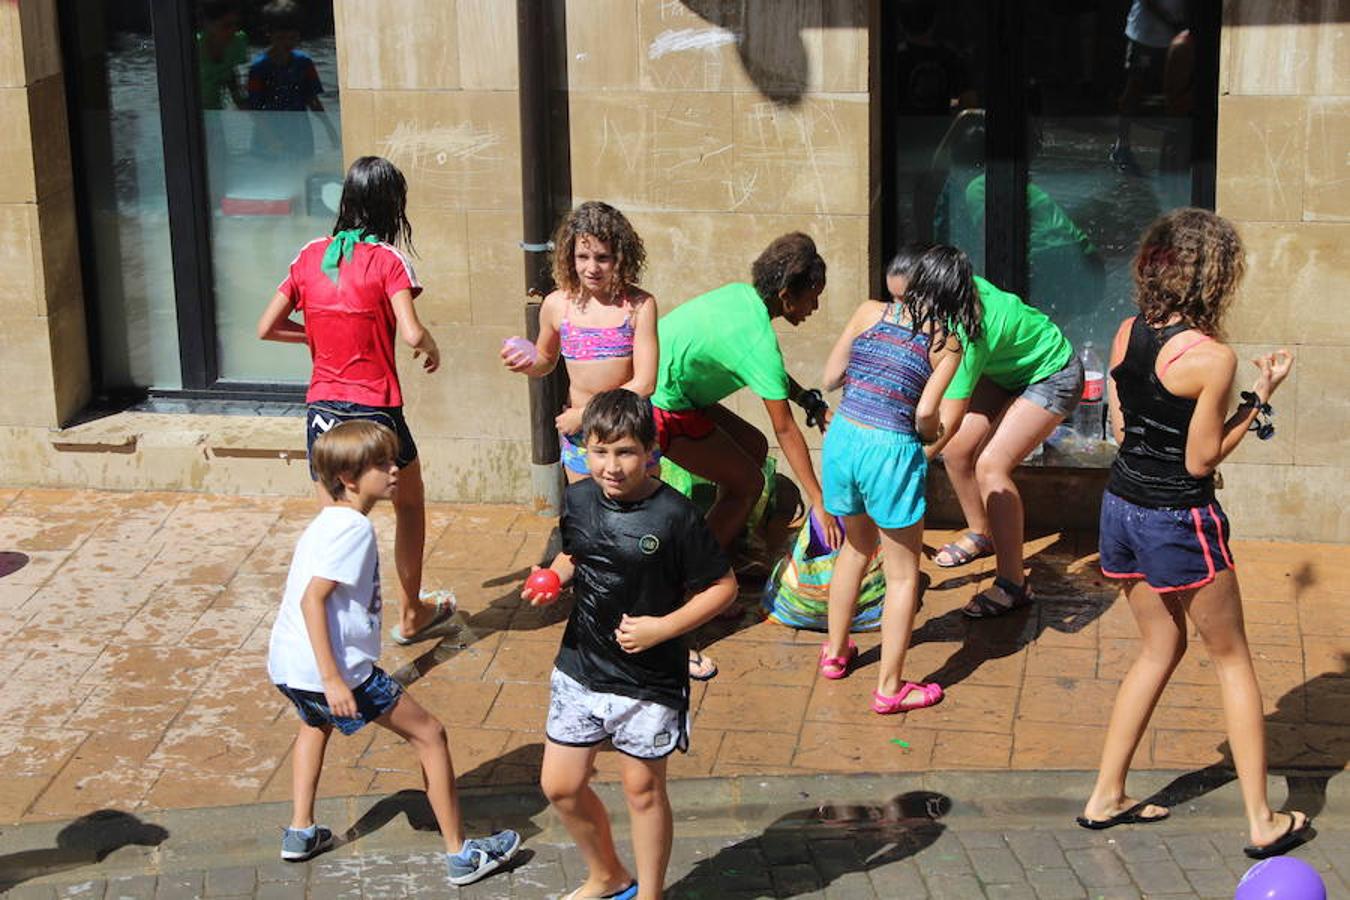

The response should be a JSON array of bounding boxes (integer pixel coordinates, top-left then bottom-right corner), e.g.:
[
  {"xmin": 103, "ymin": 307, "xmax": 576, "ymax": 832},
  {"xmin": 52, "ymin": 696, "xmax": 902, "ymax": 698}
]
[{"xmin": 927, "ymin": 277, "xmax": 1083, "ymax": 618}]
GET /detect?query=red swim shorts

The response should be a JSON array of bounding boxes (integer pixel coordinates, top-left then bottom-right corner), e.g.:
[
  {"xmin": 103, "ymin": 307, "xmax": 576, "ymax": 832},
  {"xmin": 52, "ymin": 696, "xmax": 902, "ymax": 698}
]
[{"xmin": 652, "ymin": 405, "xmax": 716, "ymax": 451}]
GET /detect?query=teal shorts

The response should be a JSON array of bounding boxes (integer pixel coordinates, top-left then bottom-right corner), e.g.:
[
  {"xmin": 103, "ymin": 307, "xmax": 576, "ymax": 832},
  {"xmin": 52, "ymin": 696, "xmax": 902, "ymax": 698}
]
[{"xmin": 822, "ymin": 415, "xmax": 927, "ymax": 530}]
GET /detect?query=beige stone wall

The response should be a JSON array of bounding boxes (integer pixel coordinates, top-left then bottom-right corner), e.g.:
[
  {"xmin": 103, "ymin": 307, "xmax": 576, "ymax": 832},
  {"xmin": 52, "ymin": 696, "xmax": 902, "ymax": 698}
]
[
  {"xmin": 333, "ymin": 0, "xmax": 874, "ymax": 501},
  {"xmin": 0, "ymin": 0, "xmax": 89, "ymax": 431},
  {"xmin": 1214, "ymin": 1, "xmax": 1349, "ymax": 541}
]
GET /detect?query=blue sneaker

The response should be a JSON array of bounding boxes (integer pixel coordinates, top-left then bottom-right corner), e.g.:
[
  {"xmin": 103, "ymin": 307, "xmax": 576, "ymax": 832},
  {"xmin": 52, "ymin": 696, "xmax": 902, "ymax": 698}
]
[
  {"xmin": 280, "ymin": 825, "xmax": 334, "ymax": 861},
  {"xmin": 445, "ymin": 829, "xmax": 521, "ymax": 885}
]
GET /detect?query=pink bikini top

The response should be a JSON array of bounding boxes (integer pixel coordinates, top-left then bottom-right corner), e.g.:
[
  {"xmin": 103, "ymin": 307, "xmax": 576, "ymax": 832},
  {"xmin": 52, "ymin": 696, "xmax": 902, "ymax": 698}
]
[{"xmin": 559, "ymin": 309, "xmax": 636, "ymax": 362}]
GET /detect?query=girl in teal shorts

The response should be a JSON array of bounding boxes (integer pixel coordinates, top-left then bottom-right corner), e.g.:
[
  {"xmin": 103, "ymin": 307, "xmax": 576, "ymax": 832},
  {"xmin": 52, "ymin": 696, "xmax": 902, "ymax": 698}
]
[{"xmin": 816, "ymin": 244, "xmax": 980, "ymax": 714}]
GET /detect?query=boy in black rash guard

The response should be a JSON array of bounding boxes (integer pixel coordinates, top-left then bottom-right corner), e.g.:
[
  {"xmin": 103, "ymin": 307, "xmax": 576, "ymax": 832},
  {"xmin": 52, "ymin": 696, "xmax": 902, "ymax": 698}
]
[{"xmin": 522, "ymin": 389, "xmax": 735, "ymax": 900}]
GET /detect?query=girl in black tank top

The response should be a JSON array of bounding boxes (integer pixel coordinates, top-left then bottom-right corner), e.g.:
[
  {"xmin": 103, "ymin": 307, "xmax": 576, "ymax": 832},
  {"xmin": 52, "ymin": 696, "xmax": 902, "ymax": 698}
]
[{"xmin": 1084, "ymin": 210, "xmax": 1308, "ymax": 859}]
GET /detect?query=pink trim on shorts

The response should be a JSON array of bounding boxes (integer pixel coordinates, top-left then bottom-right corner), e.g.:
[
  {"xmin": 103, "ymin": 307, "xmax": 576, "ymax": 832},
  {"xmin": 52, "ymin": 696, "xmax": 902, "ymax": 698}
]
[
  {"xmin": 1207, "ymin": 503, "xmax": 1234, "ymax": 569},
  {"xmin": 1100, "ymin": 567, "xmax": 1146, "ymax": 580}
]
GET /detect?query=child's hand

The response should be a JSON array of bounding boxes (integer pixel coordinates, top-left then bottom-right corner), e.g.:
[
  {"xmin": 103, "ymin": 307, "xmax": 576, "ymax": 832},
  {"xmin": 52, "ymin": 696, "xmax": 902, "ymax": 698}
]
[
  {"xmin": 1251, "ymin": 349, "xmax": 1294, "ymax": 402},
  {"xmin": 521, "ymin": 565, "xmax": 562, "ymax": 606},
  {"xmin": 614, "ymin": 614, "xmax": 670, "ymax": 653},
  {"xmin": 812, "ymin": 502, "xmax": 844, "ymax": 550},
  {"xmin": 554, "ymin": 406, "xmax": 583, "ymax": 436},
  {"xmin": 323, "ymin": 678, "xmax": 357, "ymax": 719},
  {"xmin": 414, "ymin": 338, "xmax": 440, "ymax": 373},
  {"xmin": 501, "ymin": 337, "xmax": 537, "ymax": 373}
]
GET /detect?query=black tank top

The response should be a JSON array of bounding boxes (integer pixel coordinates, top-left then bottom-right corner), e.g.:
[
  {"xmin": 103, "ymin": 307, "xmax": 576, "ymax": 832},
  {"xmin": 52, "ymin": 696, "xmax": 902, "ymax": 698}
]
[{"xmin": 1107, "ymin": 317, "xmax": 1215, "ymax": 509}]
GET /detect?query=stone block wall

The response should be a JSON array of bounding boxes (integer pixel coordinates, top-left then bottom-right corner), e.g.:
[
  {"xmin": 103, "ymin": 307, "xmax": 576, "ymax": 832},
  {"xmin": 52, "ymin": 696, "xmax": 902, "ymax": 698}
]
[
  {"xmin": 1214, "ymin": 1, "xmax": 1349, "ymax": 541},
  {"xmin": 0, "ymin": 0, "xmax": 89, "ymax": 430}
]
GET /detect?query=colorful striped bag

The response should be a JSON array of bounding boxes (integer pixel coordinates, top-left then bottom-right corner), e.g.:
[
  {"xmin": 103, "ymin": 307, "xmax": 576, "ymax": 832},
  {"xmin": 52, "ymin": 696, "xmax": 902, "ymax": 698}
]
[{"xmin": 759, "ymin": 517, "xmax": 886, "ymax": 632}]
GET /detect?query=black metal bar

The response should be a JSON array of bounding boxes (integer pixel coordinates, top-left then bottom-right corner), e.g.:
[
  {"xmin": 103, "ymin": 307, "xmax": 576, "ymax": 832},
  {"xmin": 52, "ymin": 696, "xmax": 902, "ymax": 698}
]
[
  {"xmin": 517, "ymin": 0, "xmax": 569, "ymax": 471},
  {"xmin": 150, "ymin": 0, "xmax": 218, "ymax": 389},
  {"xmin": 982, "ymin": 0, "xmax": 1028, "ymax": 297},
  {"xmin": 1190, "ymin": 0, "xmax": 1222, "ymax": 208}
]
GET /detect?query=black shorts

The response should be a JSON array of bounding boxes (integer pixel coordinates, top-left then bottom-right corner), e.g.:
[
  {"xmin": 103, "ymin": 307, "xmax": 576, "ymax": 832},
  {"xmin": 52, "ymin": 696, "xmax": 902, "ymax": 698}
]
[
  {"xmin": 305, "ymin": 401, "xmax": 418, "ymax": 479},
  {"xmin": 1123, "ymin": 39, "xmax": 1168, "ymax": 78}
]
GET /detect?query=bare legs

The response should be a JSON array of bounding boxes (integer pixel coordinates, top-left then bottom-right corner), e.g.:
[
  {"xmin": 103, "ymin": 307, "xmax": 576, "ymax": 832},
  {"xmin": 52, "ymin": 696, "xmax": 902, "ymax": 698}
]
[
  {"xmin": 1086, "ymin": 571, "xmax": 1307, "ymax": 846},
  {"xmin": 543, "ymin": 741, "xmax": 670, "ymax": 899},
  {"xmin": 379, "ymin": 694, "xmax": 466, "ymax": 854},
  {"xmin": 825, "ymin": 514, "xmax": 927, "ymax": 702},
  {"xmin": 941, "ymin": 380, "xmax": 1064, "ymax": 605},
  {"xmin": 663, "ymin": 404, "xmax": 767, "ymax": 551},
  {"xmin": 392, "ymin": 459, "xmax": 437, "ymax": 636},
  {"xmin": 288, "ymin": 694, "xmax": 466, "ymax": 855}
]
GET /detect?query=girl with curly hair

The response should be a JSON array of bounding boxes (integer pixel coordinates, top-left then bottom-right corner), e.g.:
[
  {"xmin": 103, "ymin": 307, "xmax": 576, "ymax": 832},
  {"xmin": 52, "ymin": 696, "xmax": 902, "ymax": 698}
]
[
  {"xmin": 1081, "ymin": 208, "xmax": 1308, "ymax": 860},
  {"xmin": 503, "ymin": 200, "xmax": 657, "ymax": 480}
]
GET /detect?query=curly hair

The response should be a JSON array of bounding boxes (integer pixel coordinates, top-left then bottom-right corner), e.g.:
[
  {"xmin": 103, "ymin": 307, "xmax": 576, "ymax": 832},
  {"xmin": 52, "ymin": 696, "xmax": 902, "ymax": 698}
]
[
  {"xmin": 751, "ymin": 232, "xmax": 827, "ymax": 304},
  {"xmin": 550, "ymin": 201, "xmax": 646, "ymax": 296},
  {"xmin": 1133, "ymin": 208, "xmax": 1245, "ymax": 338}
]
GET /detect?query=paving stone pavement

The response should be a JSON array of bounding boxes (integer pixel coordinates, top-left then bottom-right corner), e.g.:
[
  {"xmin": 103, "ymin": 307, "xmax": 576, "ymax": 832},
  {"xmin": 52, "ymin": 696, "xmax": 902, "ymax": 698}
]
[
  {"xmin": 0, "ymin": 488, "xmax": 1346, "ymax": 825},
  {"xmin": 1, "ymin": 773, "xmax": 1343, "ymax": 899},
  {"xmin": 3, "ymin": 817, "xmax": 1345, "ymax": 899}
]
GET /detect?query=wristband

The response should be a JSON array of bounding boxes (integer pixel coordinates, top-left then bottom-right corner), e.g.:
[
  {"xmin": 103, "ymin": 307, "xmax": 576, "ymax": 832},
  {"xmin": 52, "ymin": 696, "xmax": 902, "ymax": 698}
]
[
  {"xmin": 918, "ymin": 421, "xmax": 945, "ymax": 446},
  {"xmin": 1239, "ymin": 391, "xmax": 1275, "ymax": 440},
  {"xmin": 797, "ymin": 388, "xmax": 829, "ymax": 429}
]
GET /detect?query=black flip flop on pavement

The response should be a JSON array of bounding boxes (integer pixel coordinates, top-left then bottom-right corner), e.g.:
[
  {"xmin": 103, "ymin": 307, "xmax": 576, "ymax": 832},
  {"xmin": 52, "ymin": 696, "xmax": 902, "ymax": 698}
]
[
  {"xmin": 1243, "ymin": 812, "xmax": 1313, "ymax": 860},
  {"xmin": 1075, "ymin": 802, "xmax": 1170, "ymax": 830}
]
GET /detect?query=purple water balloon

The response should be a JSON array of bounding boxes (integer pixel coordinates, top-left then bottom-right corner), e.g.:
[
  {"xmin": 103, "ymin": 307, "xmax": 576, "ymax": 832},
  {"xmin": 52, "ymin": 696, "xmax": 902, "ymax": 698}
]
[
  {"xmin": 804, "ymin": 509, "xmax": 845, "ymax": 559},
  {"xmin": 502, "ymin": 336, "xmax": 537, "ymax": 367},
  {"xmin": 1235, "ymin": 857, "xmax": 1326, "ymax": 900}
]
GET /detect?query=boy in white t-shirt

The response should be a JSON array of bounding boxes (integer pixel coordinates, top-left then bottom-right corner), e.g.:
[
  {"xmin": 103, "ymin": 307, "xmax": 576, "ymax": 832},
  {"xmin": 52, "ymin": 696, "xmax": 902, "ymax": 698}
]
[{"xmin": 267, "ymin": 420, "xmax": 519, "ymax": 885}]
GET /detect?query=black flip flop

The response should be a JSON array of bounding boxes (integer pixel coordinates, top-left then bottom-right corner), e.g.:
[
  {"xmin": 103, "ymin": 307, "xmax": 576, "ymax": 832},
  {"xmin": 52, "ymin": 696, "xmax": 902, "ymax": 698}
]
[
  {"xmin": 1243, "ymin": 812, "xmax": 1312, "ymax": 860},
  {"xmin": 688, "ymin": 650, "xmax": 719, "ymax": 682},
  {"xmin": 1075, "ymin": 802, "xmax": 1170, "ymax": 830}
]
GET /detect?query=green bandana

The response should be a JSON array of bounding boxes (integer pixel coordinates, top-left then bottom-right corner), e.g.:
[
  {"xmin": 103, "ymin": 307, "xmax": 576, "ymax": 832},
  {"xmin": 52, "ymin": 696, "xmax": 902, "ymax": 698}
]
[{"xmin": 321, "ymin": 229, "xmax": 381, "ymax": 284}]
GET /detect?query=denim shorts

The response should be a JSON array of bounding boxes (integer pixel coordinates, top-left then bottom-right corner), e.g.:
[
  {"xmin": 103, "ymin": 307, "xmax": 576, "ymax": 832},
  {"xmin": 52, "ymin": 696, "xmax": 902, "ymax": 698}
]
[
  {"xmin": 1017, "ymin": 355, "xmax": 1084, "ymax": 419},
  {"xmin": 276, "ymin": 666, "xmax": 403, "ymax": 735},
  {"xmin": 822, "ymin": 414, "xmax": 927, "ymax": 530},
  {"xmin": 1099, "ymin": 491, "xmax": 1235, "ymax": 593},
  {"xmin": 306, "ymin": 401, "xmax": 418, "ymax": 478}
]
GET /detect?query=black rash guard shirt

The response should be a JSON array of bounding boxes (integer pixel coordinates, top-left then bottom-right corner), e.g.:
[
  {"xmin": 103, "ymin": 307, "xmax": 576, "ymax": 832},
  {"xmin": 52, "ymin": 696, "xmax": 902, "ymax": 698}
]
[{"xmin": 554, "ymin": 478, "xmax": 730, "ymax": 712}]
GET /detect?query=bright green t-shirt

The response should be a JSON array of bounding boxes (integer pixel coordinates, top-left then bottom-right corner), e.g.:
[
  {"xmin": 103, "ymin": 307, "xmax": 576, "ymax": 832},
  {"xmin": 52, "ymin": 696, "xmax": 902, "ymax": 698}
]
[
  {"xmin": 651, "ymin": 282, "xmax": 790, "ymax": 411},
  {"xmin": 945, "ymin": 276, "xmax": 1074, "ymax": 400},
  {"xmin": 197, "ymin": 31, "xmax": 249, "ymax": 110}
]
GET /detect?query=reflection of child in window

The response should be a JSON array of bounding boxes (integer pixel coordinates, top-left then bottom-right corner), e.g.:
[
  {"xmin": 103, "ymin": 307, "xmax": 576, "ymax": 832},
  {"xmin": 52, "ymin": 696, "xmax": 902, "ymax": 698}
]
[
  {"xmin": 197, "ymin": 0, "xmax": 248, "ymax": 111},
  {"xmin": 248, "ymin": 0, "xmax": 331, "ymax": 160}
]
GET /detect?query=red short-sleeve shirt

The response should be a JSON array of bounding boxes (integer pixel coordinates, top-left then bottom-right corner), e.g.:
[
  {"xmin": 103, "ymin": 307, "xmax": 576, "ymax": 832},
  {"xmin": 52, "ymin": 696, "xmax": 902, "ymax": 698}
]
[{"xmin": 279, "ymin": 238, "xmax": 423, "ymax": 407}]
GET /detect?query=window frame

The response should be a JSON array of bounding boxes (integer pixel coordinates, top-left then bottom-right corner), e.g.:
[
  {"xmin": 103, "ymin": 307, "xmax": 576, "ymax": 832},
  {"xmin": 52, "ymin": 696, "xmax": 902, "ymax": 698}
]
[{"xmin": 60, "ymin": 0, "xmax": 309, "ymax": 404}]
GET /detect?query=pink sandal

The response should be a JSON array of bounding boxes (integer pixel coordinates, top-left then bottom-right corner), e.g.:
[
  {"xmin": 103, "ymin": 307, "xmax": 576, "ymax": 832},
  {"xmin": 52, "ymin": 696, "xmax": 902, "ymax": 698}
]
[
  {"xmin": 872, "ymin": 681, "xmax": 944, "ymax": 714},
  {"xmin": 818, "ymin": 640, "xmax": 857, "ymax": 680}
]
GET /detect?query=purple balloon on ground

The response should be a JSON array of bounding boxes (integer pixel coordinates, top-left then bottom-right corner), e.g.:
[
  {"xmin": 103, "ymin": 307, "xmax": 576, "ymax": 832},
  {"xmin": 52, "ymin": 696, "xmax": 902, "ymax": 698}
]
[
  {"xmin": 503, "ymin": 336, "xmax": 537, "ymax": 366},
  {"xmin": 1235, "ymin": 856, "xmax": 1326, "ymax": 900},
  {"xmin": 804, "ymin": 509, "xmax": 845, "ymax": 559}
]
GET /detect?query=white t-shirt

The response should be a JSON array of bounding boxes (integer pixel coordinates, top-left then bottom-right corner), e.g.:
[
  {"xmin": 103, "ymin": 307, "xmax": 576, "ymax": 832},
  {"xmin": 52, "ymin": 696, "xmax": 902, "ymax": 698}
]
[{"xmin": 268, "ymin": 506, "xmax": 383, "ymax": 692}]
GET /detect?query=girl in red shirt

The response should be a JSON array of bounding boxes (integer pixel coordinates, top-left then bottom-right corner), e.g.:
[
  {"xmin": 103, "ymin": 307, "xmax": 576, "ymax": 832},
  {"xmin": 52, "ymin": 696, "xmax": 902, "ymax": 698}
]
[{"xmin": 258, "ymin": 155, "xmax": 455, "ymax": 646}]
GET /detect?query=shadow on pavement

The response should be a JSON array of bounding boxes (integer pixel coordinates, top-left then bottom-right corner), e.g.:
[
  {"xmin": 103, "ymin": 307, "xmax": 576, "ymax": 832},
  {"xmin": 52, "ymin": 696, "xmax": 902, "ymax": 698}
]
[
  {"xmin": 667, "ymin": 790, "xmax": 952, "ymax": 898},
  {"xmin": 0, "ymin": 810, "xmax": 168, "ymax": 892},
  {"xmin": 1147, "ymin": 651, "xmax": 1349, "ymax": 822}
]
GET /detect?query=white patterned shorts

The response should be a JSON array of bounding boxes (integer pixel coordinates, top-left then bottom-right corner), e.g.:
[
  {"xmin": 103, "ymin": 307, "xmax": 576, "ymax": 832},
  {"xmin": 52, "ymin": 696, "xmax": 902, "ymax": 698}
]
[{"xmin": 546, "ymin": 667, "xmax": 689, "ymax": 759}]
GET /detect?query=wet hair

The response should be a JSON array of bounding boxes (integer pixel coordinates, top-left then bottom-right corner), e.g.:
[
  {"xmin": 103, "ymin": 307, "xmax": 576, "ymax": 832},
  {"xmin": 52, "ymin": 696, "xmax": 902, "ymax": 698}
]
[
  {"xmin": 751, "ymin": 232, "xmax": 827, "ymax": 305},
  {"xmin": 202, "ymin": 0, "xmax": 239, "ymax": 25},
  {"xmin": 262, "ymin": 0, "xmax": 302, "ymax": 33},
  {"xmin": 333, "ymin": 156, "xmax": 414, "ymax": 251},
  {"xmin": 885, "ymin": 242, "xmax": 934, "ymax": 285},
  {"xmin": 581, "ymin": 389, "xmax": 657, "ymax": 449},
  {"xmin": 550, "ymin": 201, "xmax": 646, "ymax": 296},
  {"xmin": 1133, "ymin": 208, "xmax": 1244, "ymax": 338},
  {"xmin": 901, "ymin": 244, "xmax": 982, "ymax": 352},
  {"xmin": 311, "ymin": 421, "xmax": 399, "ymax": 501}
]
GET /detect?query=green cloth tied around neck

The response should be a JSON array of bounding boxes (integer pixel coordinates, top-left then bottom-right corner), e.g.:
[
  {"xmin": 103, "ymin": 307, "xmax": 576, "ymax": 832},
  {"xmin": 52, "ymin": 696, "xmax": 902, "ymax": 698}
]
[{"xmin": 322, "ymin": 229, "xmax": 381, "ymax": 284}]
